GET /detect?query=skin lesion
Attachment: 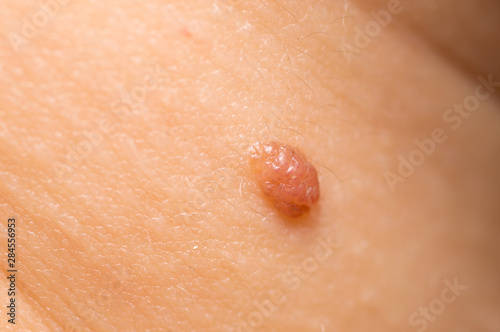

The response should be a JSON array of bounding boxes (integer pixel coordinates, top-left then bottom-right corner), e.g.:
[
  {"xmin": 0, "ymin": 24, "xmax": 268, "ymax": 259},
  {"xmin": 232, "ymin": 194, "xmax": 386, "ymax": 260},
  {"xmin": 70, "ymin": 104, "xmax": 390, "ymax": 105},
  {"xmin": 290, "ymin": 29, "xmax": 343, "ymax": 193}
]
[{"xmin": 249, "ymin": 140, "xmax": 320, "ymax": 217}]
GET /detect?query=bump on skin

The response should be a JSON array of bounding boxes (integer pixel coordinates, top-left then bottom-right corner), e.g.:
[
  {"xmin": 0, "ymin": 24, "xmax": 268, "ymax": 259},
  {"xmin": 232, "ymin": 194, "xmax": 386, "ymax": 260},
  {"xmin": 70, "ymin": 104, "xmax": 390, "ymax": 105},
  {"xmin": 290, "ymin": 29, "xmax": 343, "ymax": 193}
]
[{"xmin": 249, "ymin": 141, "xmax": 320, "ymax": 217}]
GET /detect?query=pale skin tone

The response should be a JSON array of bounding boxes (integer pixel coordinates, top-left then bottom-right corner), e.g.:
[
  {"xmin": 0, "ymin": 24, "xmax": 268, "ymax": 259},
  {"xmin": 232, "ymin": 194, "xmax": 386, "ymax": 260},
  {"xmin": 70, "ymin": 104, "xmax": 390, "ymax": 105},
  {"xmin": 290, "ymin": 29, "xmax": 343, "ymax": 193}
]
[{"xmin": 1, "ymin": 0, "xmax": 500, "ymax": 331}]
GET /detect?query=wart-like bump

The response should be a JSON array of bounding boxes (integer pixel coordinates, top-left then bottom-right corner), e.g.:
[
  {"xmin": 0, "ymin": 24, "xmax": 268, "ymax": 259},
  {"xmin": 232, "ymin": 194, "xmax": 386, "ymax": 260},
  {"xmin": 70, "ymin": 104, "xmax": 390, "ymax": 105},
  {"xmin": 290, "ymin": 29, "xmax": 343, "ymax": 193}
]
[{"xmin": 249, "ymin": 141, "xmax": 320, "ymax": 217}]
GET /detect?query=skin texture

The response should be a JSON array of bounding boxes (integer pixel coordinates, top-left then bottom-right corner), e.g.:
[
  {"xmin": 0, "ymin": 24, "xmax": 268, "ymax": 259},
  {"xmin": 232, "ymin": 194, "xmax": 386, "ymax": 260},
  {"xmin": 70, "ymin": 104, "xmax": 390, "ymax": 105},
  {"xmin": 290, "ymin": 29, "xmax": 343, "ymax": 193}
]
[{"xmin": 1, "ymin": 0, "xmax": 500, "ymax": 331}]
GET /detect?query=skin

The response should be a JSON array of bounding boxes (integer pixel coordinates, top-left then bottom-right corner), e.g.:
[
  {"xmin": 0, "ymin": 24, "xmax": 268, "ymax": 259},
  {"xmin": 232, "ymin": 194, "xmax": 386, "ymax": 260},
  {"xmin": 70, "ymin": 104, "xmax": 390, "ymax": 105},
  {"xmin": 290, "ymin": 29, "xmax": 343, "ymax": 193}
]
[{"xmin": 1, "ymin": 0, "xmax": 500, "ymax": 331}]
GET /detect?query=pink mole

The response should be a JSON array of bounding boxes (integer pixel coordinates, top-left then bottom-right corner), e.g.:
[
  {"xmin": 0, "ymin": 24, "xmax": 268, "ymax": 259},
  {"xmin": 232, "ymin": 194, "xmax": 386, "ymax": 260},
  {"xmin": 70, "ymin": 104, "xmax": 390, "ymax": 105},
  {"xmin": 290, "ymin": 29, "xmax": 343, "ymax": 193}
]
[{"xmin": 250, "ymin": 141, "xmax": 320, "ymax": 217}]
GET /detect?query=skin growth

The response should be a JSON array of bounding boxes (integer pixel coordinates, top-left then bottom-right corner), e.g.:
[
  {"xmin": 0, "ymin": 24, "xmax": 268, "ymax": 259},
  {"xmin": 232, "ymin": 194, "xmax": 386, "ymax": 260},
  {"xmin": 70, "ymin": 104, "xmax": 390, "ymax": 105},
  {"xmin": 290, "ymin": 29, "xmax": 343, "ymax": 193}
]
[{"xmin": 249, "ymin": 141, "xmax": 320, "ymax": 217}]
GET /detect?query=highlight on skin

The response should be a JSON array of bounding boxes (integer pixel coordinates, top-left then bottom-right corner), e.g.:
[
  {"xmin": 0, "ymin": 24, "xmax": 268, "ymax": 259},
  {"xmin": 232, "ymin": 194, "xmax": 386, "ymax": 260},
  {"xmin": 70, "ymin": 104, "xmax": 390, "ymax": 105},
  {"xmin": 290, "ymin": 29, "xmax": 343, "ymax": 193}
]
[{"xmin": 249, "ymin": 141, "xmax": 320, "ymax": 217}]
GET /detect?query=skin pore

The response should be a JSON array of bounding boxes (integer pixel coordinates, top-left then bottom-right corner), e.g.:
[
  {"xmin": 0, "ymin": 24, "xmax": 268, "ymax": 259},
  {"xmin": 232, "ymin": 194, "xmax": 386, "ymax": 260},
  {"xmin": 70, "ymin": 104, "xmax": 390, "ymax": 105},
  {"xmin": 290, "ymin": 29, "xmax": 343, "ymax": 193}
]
[{"xmin": 1, "ymin": 0, "xmax": 500, "ymax": 331}]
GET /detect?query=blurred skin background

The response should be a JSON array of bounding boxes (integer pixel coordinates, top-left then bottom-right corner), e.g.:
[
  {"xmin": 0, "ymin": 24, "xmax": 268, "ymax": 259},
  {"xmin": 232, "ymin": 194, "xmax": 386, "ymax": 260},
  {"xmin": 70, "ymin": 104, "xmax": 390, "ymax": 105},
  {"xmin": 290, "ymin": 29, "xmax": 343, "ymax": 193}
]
[{"xmin": 1, "ymin": 0, "xmax": 500, "ymax": 331}]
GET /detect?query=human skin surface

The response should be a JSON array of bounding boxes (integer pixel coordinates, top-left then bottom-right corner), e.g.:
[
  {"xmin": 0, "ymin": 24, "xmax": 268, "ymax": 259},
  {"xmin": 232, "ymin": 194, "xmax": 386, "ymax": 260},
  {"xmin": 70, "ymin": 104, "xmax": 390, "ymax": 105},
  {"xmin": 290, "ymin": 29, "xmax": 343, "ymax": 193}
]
[{"xmin": 1, "ymin": 0, "xmax": 500, "ymax": 331}]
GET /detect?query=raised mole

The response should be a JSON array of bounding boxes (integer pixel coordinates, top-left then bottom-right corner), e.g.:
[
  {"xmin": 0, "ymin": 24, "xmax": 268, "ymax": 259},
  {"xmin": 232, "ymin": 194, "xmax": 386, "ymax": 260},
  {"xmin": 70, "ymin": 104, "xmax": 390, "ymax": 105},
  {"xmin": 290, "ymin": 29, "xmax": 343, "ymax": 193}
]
[{"xmin": 249, "ymin": 141, "xmax": 320, "ymax": 217}]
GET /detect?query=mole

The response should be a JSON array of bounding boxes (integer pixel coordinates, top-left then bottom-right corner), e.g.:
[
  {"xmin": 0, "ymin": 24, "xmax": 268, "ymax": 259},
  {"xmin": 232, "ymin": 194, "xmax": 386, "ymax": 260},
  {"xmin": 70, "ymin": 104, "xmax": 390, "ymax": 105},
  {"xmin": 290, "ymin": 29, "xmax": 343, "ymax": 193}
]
[{"xmin": 249, "ymin": 141, "xmax": 320, "ymax": 217}]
